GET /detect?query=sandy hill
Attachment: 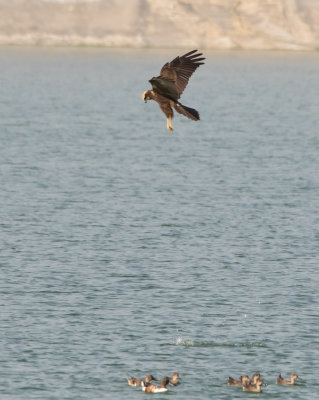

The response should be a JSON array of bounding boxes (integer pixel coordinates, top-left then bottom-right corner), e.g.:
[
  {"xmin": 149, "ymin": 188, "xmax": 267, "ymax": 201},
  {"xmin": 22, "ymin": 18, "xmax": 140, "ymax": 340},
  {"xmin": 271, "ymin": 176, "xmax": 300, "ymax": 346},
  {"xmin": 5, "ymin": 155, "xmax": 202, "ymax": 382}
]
[{"xmin": 0, "ymin": 0, "xmax": 318, "ymax": 49}]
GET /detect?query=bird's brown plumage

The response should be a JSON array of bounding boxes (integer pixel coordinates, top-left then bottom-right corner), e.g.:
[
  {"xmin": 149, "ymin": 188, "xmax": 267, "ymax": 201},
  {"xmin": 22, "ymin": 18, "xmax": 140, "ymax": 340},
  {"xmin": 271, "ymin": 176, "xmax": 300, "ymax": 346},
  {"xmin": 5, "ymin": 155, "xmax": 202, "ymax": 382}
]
[{"xmin": 142, "ymin": 50, "xmax": 205, "ymax": 131}]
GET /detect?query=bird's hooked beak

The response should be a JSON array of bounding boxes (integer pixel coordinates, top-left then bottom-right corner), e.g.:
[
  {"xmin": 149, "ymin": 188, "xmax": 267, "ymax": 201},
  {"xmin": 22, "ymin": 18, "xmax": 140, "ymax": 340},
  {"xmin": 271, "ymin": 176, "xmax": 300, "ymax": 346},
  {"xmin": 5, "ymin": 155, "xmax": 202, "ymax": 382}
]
[{"xmin": 142, "ymin": 91, "xmax": 148, "ymax": 103}]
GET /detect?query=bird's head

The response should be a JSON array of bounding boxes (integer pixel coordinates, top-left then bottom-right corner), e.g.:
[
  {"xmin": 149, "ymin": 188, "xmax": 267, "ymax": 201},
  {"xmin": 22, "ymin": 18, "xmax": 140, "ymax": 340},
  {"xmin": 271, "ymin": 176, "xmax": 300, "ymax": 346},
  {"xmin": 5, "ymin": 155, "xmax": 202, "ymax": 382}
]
[{"xmin": 142, "ymin": 90, "xmax": 151, "ymax": 103}]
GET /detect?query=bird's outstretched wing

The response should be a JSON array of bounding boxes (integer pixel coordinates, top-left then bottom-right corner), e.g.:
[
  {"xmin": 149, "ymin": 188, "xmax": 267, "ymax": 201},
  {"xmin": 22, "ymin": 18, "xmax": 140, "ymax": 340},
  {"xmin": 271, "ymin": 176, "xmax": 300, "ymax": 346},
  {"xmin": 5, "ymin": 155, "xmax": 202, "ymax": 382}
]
[{"xmin": 149, "ymin": 50, "xmax": 205, "ymax": 101}]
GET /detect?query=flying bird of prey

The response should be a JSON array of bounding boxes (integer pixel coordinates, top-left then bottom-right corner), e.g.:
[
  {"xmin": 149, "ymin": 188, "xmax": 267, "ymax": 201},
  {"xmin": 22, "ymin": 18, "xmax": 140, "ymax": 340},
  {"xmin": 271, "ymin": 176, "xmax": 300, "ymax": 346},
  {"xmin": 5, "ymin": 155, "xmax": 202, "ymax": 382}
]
[{"xmin": 142, "ymin": 50, "xmax": 205, "ymax": 132}]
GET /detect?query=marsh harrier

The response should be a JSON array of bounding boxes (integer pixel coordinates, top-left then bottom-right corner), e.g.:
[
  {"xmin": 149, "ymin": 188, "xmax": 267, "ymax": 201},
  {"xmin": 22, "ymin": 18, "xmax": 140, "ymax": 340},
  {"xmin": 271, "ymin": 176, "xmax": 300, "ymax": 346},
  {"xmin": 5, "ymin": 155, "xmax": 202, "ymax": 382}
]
[{"xmin": 142, "ymin": 50, "xmax": 205, "ymax": 131}]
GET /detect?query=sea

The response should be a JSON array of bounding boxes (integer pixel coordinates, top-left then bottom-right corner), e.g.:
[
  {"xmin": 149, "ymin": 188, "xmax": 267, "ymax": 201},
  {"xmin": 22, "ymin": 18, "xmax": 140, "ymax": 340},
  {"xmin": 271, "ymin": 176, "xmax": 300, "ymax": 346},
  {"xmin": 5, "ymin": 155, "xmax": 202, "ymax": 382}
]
[{"xmin": 0, "ymin": 47, "xmax": 318, "ymax": 399}]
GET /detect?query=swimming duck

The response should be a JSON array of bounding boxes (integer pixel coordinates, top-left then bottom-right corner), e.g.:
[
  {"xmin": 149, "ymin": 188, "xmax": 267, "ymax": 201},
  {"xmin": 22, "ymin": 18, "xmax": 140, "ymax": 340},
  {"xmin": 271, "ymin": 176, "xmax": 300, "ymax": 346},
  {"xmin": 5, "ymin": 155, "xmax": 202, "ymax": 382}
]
[
  {"xmin": 127, "ymin": 374, "xmax": 155, "ymax": 387},
  {"xmin": 142, "ymin": 377, "xmax": 170, "ymax": 393},
  {"xmin": 251, "ymin": 373, "xmax": 261, "ymax": 384},
  {"xmin": 161, "ymin": 372, "xmax": 180, "ymax": 386},
  {"xmin": 169, "ymin": 372, "xmax": 180, "ymax": 385},
  {"xmin": 242, "ymin": 378, "xmax": 264, "ymax": 392},
  {"xmin": 227, "ymin": 375, "xmax": 250, "ymax": 386},
  {"xmin": 276, "ymin": 373, "xmax": 299, "ymax": 385}
]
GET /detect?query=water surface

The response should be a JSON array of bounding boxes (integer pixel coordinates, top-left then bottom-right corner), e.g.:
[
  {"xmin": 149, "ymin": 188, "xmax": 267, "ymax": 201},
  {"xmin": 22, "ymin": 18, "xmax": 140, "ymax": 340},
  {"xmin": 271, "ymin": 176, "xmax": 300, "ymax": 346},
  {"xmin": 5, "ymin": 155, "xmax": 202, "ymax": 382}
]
[{"xmin": 0, "ymin": 48, "xmax": 318, "ymax": 399}]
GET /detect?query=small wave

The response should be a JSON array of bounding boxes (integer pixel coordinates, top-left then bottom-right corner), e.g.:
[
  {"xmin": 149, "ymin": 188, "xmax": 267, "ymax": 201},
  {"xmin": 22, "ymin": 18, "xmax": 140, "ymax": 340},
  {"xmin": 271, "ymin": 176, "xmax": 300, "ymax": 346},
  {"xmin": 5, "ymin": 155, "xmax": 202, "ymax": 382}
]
[
  {"xmin": 175, "ymin": 336, "xmax": 195, "ymax": 346},
  {"xmin": 175, "ymin": 338, "xmax": 219, "ymax": 348},
  {"xmin": 174, "ymin": 337, "xmax": 267, "ymax": 348}
]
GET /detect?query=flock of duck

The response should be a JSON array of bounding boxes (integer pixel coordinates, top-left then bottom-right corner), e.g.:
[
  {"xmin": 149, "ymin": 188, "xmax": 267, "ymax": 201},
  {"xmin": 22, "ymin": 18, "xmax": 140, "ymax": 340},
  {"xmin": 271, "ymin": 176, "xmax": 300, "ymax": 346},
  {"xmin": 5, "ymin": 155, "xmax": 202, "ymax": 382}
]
[
  {"xmin": 127, "ymin": 371, "xmax": 299, "ymax": 394},
  {"xmin": 127, "ymin": 372, "xmax": 180, "ymax": 393},
  {"xmin": 227, "ymin": 371, "xmax": 299, "ymax": 393}
]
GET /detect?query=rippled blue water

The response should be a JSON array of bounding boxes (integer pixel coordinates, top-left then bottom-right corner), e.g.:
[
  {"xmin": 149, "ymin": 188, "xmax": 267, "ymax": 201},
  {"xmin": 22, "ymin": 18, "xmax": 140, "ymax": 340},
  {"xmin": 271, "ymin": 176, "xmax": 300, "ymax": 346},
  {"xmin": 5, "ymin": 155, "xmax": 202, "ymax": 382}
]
[{"xmin": 0, "ymin": 48, "xmax": 319, "ymax": 399}]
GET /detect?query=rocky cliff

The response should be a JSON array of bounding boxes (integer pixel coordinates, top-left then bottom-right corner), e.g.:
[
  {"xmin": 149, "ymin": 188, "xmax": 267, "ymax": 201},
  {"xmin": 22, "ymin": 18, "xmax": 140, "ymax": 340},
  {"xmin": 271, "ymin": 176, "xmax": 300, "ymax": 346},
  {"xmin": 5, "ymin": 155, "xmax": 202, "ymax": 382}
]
[{"xmin": 0, "ymin": 0, "xmax": 318, "ymax": 50}]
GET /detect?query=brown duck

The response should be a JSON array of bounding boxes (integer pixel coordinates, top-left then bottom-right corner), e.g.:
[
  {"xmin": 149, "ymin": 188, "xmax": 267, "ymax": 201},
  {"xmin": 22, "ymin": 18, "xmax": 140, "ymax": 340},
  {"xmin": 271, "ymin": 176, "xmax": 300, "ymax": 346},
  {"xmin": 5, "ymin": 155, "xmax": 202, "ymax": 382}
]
[
  {"xmin": 127, "ymin": 374, "xmax": 155, "ymax": 387},
  {"xmin": 276, "ymin": 373, "xmax": 299, "ymax": 385}
]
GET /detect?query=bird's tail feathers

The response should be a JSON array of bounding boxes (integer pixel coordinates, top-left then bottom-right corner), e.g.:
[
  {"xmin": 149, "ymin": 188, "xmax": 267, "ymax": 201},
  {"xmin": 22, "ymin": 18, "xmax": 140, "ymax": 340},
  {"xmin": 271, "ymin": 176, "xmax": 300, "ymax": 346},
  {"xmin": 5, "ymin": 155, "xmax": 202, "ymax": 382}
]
[{"xmin": 174, "ymin": 103, "xmax": 200, "ymax": 121}]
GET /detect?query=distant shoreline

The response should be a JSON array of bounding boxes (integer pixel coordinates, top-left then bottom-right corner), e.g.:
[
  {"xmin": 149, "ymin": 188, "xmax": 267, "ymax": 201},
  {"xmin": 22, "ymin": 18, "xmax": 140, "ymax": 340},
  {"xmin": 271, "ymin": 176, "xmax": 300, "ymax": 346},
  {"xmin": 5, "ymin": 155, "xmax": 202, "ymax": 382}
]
[
  {"xmin": 0, "ymin": 42, "xmax": 318, "ymax": 52},
  {"xmin": 0, "ymin": 34, "xmax": 318, "ymax": 51}
]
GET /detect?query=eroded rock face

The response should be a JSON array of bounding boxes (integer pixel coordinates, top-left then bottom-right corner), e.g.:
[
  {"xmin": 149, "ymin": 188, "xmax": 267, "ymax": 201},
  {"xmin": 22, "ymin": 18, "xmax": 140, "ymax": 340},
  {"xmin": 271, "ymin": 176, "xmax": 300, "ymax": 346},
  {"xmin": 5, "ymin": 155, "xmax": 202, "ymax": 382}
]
[{"xmin": 0, "ymin": 0, "xmax": 318, "ymax": 49}]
